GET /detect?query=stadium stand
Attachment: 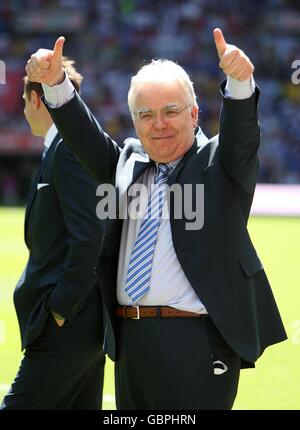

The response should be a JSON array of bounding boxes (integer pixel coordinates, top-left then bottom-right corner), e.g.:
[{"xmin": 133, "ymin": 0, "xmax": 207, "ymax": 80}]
[{"xmin": 0, "ymin": 0, "xmax": 299, "ymax": 204}]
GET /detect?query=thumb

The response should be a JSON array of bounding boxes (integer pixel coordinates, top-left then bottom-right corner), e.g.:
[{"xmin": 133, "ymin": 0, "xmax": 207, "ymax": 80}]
[
  {"xmin": 213, "ymin": 28, "xmax": 227, "ymax": 58},
  {"xmin": 52, "ymin": 36, "xmax": 65, "ymax": 62}
]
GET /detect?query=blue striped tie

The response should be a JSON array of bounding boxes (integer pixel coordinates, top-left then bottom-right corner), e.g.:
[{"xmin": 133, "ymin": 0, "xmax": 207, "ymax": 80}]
[{"xmin": 125, "ymin": 163, "xmax": 170, "ymax": 302}]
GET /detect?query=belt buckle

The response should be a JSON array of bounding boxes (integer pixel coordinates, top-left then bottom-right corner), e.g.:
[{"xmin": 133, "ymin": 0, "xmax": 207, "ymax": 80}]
[{"xmin": 132, "ymin": 306, "xmax": 140, "ymax": 320}]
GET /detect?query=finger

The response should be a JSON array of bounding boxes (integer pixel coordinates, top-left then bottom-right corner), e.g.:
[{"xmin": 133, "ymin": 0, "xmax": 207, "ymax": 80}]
[
  {"xmin": 25, "ymin": 63, "xmax": 31, "ymax": 78},
  {"xmin": 219, "ymin": 50, "xmax": 239, "ymax": 69},
  {"xmin": 230, "ymin": 63, "xmax": 253, "ymax": 81},
  {"xmin": 53, "ymin": 36, "xmax": 65, "ymax": 62},
  {"xmin": 235, "ymin": 69, "xmax": 254, "ymax": 81},
  {"xmin": 28, "ymin": 57, "xmax": 44, "ymax": 74},
  {"xmin": 26, "ymin": 60, "xmax": 47, "ymax": 81},
  {"xmin": 38, "ymin": 56, "xmax": 51, "ymax": 70},
  {"xmin": 228, "ymin": 58, "xmax": 254, "ymax": 80},
  {"xmin": 25, "ymin": 61, "xmax": 37, "ymax": 80},
  {"xmin": 223, "ymin": 60, "xmax": 244, "ymax": 77},
  {"xmin": 213, "ymin": 28, "xmax": 227, "ymax": 58}
]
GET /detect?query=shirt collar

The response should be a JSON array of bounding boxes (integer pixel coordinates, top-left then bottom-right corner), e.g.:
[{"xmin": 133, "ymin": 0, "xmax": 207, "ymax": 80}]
[
  {"xmin": 44, "ymin": 123, "xmax": 58, "ymax": 151},
  {"xmin": 154, "ymin": 156, "xmax": 183, "ymax": 175}
]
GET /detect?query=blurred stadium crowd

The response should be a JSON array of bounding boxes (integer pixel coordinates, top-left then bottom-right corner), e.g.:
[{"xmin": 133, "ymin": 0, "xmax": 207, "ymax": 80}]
[{"xmin": 0, "ymin": 0, "xmax": 300, "ymax": 204}]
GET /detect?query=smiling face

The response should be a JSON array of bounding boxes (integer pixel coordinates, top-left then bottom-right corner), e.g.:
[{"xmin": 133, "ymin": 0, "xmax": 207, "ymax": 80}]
[{"xmin": 132, "ymin": 79, "xmax": 198, "ymax": 162}]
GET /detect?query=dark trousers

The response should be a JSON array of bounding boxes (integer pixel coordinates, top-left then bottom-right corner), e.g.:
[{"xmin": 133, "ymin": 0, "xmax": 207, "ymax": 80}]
[
  {"xmin": 1, "ymin": 287, "xmax": 105, "ymax": 410},
  {"xmin": 115, "ymin": 315, "xmax": 240, "ymax": 410}
]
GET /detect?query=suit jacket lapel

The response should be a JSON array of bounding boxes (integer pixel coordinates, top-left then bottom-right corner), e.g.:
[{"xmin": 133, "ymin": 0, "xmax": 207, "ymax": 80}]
[
  {"xmin": 168, "ymin": 127, "xmax": 210, "ymax": 186},
  {"xmin": 116, "ymin": 146, "xmax": 153, "ymax": 219},
  {"xmin": 24, "ymin": 133, "xmax": 61, "ymax": 240}
]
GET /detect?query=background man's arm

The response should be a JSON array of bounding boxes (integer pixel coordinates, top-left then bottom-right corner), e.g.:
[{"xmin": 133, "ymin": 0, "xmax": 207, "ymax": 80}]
[{"xmin": 47, "ymin": 142, "xmax": 104, "ymax": 324}]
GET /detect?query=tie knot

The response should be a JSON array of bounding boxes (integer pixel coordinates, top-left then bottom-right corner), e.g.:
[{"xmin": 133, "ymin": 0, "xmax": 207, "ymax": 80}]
[{"xmin": 155, "ymin": 163, "xmax": 170, "ymax": 184}]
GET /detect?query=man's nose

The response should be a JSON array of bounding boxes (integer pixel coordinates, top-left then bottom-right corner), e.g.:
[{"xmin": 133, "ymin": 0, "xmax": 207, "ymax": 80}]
[{"xmin": 153, "ymin": 112, "xmax": 167, "ymax": 128}]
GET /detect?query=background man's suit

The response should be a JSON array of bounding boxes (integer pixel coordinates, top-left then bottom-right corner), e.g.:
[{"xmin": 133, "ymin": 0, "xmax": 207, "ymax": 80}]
[
  {"xmin": 1, "ymin": 128, "xmax": 105, "ymax": 410},
  {"xmin": 47, "ymin": 82, "xmax": 287, "ymax": 407}
]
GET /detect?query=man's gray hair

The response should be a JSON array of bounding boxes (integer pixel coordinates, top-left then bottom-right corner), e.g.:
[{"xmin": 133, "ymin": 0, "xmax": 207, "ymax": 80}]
[{"xmin": 128, "ymin": 59, "xmax": 198, "ymax": 119}]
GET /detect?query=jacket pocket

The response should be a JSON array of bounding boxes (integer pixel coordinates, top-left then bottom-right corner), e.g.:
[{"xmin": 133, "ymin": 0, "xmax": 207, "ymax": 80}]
[{"xmin": 239, "ymin": 253, "xmax": 263, "ymax": 277}]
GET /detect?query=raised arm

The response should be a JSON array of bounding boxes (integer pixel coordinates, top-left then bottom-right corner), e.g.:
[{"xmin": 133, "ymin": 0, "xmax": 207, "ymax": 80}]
[
  {"xmin": 25, "ymin": 37, "xmax": 121, "ymax": 183},
  {"xmin": 213, "ymin": 28, "xmax": 260, "ymax": 194}
]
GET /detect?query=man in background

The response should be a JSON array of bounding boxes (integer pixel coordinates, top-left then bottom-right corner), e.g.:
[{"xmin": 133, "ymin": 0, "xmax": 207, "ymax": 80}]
[{"xmin": 1, "ymin": 58, "xmax": 105, "ymax": 410}]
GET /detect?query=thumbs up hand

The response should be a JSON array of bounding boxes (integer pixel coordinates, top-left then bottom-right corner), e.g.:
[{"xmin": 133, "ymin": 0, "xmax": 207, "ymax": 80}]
[
  {"xmin": 25, "ymin": 36, "xmax": 65, "ymax": 86},
  {"xmin": 213, "ymin": 28, "xmax": 254, "ymax": 81}
]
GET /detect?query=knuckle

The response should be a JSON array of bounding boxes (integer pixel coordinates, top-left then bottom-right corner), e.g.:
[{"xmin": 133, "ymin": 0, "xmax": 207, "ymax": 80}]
[{"xmin": 234, "ymin": 51, "xmax": 241, "ymax": 60}]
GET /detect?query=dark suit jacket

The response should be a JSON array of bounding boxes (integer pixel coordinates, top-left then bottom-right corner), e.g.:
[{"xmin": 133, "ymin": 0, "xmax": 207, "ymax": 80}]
[
  {"xmin": 14, "ymin": 131, "xmax": 104, "ymax": 350},
  {"xmin": 47, "ymin": 81, "xmax": 287, "ymax": 365}
]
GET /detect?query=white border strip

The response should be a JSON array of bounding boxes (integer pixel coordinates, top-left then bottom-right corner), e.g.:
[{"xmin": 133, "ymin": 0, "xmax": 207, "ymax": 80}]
[{"xmin": 251, "ymin": 184, "xmax": 300, "ymax": 216}]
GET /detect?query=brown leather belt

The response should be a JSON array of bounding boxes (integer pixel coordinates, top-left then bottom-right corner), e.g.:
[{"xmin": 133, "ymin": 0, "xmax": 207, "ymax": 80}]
[{"xmin": 116, "ymin": 306, "xmax": 204, "ymax": 319}]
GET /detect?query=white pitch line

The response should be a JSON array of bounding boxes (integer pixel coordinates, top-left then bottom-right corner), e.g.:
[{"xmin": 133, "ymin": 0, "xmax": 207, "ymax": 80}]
[{"xmin": 0, "ymin": 384, "xmax": 10, "ymax": 392}]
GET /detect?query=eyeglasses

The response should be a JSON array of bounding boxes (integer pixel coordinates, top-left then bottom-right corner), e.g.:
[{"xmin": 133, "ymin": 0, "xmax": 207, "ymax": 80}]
[{"xmin": 133, "ymin": 104, "xmax": 191, "ymax": 123}]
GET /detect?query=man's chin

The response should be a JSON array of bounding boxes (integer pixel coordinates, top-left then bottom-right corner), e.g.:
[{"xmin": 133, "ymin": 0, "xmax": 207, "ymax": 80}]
[{"xmin": 150, "ymin": 154, "xmax": 176, "ymax": 163}]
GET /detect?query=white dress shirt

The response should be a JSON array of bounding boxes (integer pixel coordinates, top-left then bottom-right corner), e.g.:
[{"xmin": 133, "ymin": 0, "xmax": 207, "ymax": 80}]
[{"xmin": 43, "ymin": 123, "xmax": 58, "ymax": 153}]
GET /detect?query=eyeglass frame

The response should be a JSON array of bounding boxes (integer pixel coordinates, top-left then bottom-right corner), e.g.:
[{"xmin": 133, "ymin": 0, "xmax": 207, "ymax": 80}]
[{"xmin": 132, "ymin": 103, "xmax": 192, "ymax": 122}]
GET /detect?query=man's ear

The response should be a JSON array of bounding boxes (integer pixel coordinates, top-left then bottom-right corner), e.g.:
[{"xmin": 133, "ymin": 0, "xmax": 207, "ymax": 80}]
[
  {"xmin": 30, "ymin": 90, "xmax": 41, "ymax": 109},
  {"xmin": 191, "ymin": 105, "xmax": 199, "ymax": 128}
]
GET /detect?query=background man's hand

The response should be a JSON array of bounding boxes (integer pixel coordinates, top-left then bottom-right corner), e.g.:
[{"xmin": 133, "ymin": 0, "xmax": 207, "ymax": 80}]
[
  {"xmin": 51, "ymin": 310, "xmax": 66, "ymax": 327},
  {"xmin": 213, "ymin": 28, "xmax": 254, "ymax": 81},
  {"xmin": 25, "ymin": 36, "xmax": 65, "ymax": 86}
]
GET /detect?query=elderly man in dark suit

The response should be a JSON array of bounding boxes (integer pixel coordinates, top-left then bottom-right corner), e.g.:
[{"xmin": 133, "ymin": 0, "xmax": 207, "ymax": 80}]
[
  {"xmin": 1, "ymin": 58, "xmax": 105, "ymax": 410},
  {"xmin": 25, "ymin": 28, "xmax": 287, "ymax": 410}
]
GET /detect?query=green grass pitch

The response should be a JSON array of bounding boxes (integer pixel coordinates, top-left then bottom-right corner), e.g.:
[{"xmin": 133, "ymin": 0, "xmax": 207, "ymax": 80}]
[{"xmin": 0, "ymin": 207, "xmax": 299, "ymax": 409}]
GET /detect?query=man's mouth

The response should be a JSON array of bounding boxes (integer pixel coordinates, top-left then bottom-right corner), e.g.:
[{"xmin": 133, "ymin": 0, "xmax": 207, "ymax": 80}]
[{"xmin": 152, "ymin": 136, "xmax": 174, "ymax": 140}]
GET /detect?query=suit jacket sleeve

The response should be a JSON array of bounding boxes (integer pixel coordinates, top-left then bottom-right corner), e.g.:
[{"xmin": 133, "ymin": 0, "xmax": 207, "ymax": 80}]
[
  {"xmin": 46, "ymin": 142, "xmax": 103, "ymax": 320},
  {"xmin": 219, "ymin": 79, "xmax": 261, "ymax": 195},
  {"xmin": 45, "ymin": 91, "xmax": 121, "ymax": 184}
]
